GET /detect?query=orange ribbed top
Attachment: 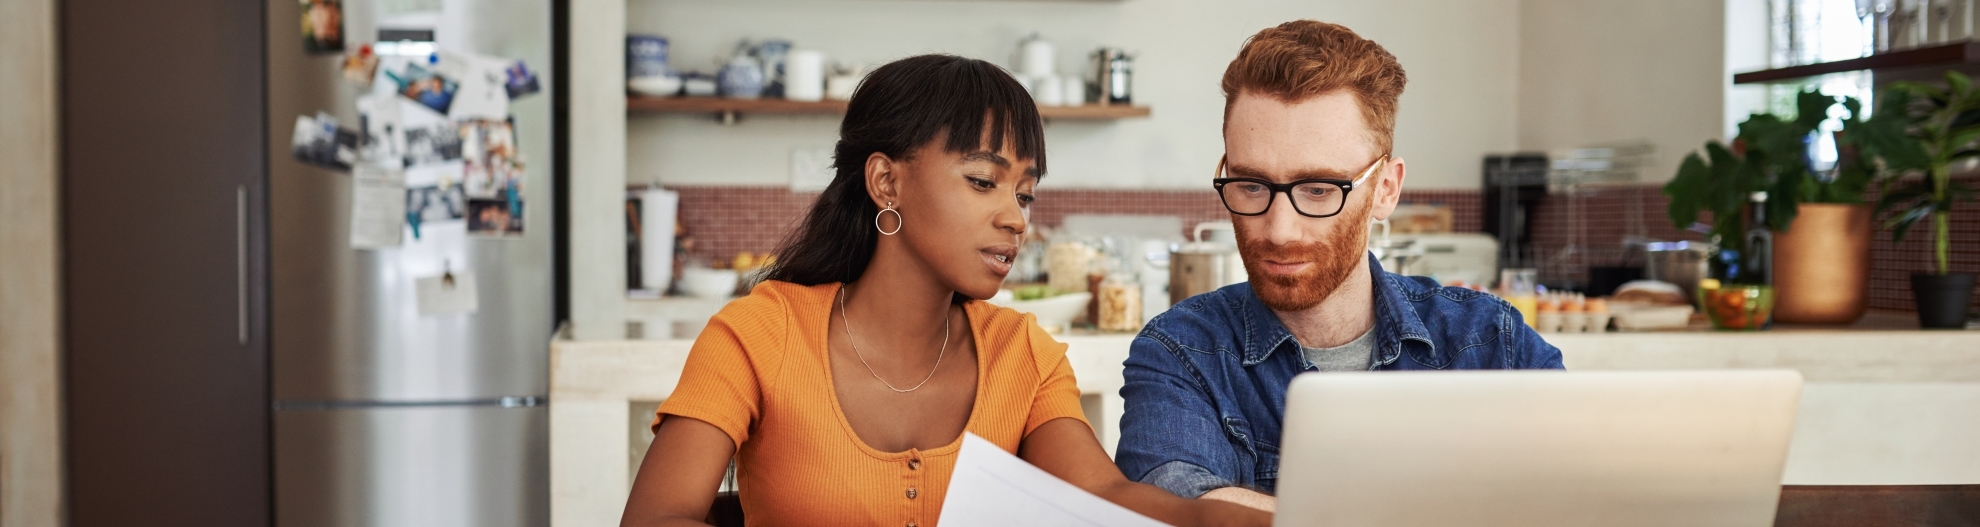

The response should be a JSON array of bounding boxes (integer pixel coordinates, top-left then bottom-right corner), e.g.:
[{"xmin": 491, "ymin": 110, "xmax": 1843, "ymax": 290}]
[{"xmin": 655, "ymin": 280, "xmax": 1088, "ymax": 527}]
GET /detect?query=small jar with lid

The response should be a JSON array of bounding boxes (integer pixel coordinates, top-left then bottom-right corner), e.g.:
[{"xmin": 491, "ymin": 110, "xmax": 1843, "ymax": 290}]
[{"xmin": 1097, "ymin": 267, "xmax": 1142, "ymax": 333}]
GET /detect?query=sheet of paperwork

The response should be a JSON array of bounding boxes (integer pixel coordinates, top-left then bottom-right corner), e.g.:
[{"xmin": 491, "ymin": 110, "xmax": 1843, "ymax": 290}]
[{"xmin": 938, "ymin": 433, "xmax": 1170, "ymax": 527}]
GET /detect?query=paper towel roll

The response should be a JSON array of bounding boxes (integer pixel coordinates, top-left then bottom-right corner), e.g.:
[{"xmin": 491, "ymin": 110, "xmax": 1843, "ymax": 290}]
[
  {"xmin": 785, "ymin": 50, "xmax": 825, "ymax": 102},
  {"xmin": 639, "ymin": 189, "xmax": 679, "ymax": 293}
]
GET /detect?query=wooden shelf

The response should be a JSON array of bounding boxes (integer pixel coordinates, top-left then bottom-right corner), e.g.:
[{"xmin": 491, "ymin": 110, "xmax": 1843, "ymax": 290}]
[
  {"xmin": 1733, "ymin": 41, "xmax": 1980, "ymax": 84},
  {"xmin": 626, "ymin": 96, "xmax": 1151, "ymax": 120}
]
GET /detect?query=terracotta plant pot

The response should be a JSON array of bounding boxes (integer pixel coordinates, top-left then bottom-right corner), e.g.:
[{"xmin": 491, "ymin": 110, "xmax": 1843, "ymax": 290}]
[{"xmin": 1772, "ymin": 203, "xmax": 1872, "ymax": 324}]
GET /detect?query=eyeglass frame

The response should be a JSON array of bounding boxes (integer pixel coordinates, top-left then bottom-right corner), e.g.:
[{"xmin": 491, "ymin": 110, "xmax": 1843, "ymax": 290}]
[{"xmin": 1211, "ymin": 153, "xmax": 1390, "ymax": 218}]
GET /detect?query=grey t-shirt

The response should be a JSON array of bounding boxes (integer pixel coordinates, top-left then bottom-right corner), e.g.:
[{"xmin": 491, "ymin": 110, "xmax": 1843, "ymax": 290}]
[{"xmin": 1299, "ymin": 327, "xmax": 1375, "ymax": 372}]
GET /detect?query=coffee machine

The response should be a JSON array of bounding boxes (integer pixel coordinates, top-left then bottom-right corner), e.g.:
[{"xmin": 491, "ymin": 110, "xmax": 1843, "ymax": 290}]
[{"xmin": 1482, "ymin": 153, "xmax": 1549, "ymax": 271}]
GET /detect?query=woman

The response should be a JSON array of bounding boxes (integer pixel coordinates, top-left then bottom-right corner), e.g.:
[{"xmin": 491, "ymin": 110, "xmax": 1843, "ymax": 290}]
[{"xmin": 621, "ymin": 55, "xmax": 1270, "ymax": 527}]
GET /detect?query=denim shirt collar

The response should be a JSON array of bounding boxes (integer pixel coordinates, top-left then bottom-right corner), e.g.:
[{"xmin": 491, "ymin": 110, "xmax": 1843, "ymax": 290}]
[{"xmin": 1229, "ymin": 253, "xmax": 1440, "ymax": 368}]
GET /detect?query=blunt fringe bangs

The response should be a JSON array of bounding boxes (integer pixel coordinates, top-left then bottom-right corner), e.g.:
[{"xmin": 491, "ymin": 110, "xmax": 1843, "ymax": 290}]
[{"xmin": 764, "ymin": 54, "xmax": 1045, "ymax": 287}]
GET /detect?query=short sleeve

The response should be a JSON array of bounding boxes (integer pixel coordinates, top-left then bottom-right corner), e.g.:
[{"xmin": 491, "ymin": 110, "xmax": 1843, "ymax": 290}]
[
  {"xmin": 1021, "ymin": 319, "xmax": 1089, "ymax": 437},
  {"xmin": 653, "ymin": 295, "xmax": 785, "ymax": 447}
]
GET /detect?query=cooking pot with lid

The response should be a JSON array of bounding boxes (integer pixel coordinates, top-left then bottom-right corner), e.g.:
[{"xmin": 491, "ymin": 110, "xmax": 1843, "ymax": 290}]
[{"xmin": 1170, "ymin": 221, "xmax": 1247, "ymax": 302}]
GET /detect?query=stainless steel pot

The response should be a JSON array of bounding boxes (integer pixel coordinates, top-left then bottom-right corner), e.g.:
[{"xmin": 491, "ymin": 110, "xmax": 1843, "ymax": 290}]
[
  {"xmin": 1645, "ymin": 240, "xmax": 1714, "ymax": 302},
  {"xmin": 1170, "ymin": 222, "xmax": 1246, "ymax": 302}
]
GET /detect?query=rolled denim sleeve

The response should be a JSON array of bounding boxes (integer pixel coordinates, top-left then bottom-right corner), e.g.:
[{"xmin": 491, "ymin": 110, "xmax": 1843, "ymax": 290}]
[
  {"xmin": 1509, "ymin": 306, "xmax": 1565, "ymax": 369},
  {"xmin": 1115, "ymin": 333, "xmax": 1241, "ymax": 498}
]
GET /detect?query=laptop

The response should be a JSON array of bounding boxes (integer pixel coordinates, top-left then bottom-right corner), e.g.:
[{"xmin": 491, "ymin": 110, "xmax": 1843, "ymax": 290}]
[{"xmin": 1273, "ymin": 370, "xmax": 1803, "ymax": 527}]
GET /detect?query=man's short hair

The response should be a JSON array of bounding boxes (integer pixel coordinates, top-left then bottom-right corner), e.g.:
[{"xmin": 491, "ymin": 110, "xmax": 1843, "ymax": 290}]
[{"xmin": 1221, "ymin": 20, "xmax": 1408, "ymax": 153}]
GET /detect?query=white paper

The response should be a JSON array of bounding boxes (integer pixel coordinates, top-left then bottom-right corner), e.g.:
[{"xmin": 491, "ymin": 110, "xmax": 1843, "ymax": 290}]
[
  {"xmin": 356, "ymin": 94, "xmax": 406, "ymax": 167},
  {"xmin": 415, "ymin": 271, "xmax": 478, "ymax": 316},
  {"xmin": 351, "ymin": 165, "xmax": 407, "ymax": 249},
  {"xmin": 938, "ymin": 433, "xmax": 1170, "ymax": 527},
  {"xmin": 440, "ymin": 51, "xmax": 511, "ymax": 120}
]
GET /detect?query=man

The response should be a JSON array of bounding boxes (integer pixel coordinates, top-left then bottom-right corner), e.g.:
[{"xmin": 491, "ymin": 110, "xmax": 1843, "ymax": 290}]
[{"xmin": 1114, "ymin": 20, "xmax": 1564, "ymax": 512}]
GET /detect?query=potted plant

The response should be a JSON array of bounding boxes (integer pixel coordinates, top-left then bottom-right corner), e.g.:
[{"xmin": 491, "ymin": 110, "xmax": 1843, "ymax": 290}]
[
  {"xmin": 1865, "ymin": 72, "xmax": 1980, "ymax": 329},
  {"xmin": 1768, "ymin": 93, "xmax": 1894, "ymax": 324},
  {"xmin": 1665, "ymin": 91, "xmax": 1888, "ymax": 329}
]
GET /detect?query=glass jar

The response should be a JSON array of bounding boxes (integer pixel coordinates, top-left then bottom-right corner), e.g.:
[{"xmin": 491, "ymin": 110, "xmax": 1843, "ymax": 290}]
[{"xmin": 1097, "ymin": 269, "xmax": 1142, "ymax": 333}]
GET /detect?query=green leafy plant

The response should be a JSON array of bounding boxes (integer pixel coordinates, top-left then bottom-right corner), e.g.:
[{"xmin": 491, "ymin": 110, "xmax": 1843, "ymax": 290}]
[
  {"xmin": 1867, "ymin": 71, "xmax": 1980, "ymax": 275},
  {"xmin": 1665, "ymin": 90, "xmax": 1877, "ymax": 254}
]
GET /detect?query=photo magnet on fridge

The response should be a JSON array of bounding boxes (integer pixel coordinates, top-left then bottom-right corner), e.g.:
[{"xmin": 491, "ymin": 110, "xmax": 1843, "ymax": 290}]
[
  {"xmin": 505, "ymin": 60, "xmax": 541, "ymax": 99},
  {"xmin": 291, "ymin": 113, "xmax": 359, "ymax": 171},
  {"xmin": 341, "ymin": 44, "xmax": 379, "ymax": 86},
  {"xmin": 300, "ymin": 0, "xmax": 345, "ymax": 54},
  {"xmin": 386, "ymin": 60, "xmax": 459, "ymax": 115},
  {"xmin": 466, "ymin": 198, "xmax": 524, "ymax": 238}
]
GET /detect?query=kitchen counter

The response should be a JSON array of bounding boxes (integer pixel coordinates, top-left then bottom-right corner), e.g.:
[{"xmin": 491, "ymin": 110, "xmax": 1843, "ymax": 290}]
[{"xmin": 549, "ymin": 323, "xmax": 1980, "ymax": 526}]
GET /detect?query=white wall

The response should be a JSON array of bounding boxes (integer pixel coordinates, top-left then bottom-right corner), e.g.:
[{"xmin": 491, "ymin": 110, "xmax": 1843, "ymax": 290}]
[
  {"xmin": 1516, "ymin": 0, "xmax": 1728, "ymax": 184},
  {"xmin": 626, "ymin": 0, "xmax": 1522, "ymax": 190},
  {"xmin": 0, "ymin": 0, "xmax": 66, "ymax": 524}
]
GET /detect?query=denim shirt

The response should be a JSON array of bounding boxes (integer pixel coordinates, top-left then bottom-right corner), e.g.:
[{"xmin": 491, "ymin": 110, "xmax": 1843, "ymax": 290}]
[{"xmin": 1115, "ymin": 254, "xmax": 1564, "ymax": 498}]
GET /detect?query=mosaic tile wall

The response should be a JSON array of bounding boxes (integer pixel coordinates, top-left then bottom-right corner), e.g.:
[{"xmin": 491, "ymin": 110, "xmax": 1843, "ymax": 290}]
[{"xmin": 667, "ymin": 182, "xmax": 1980, "ymax": 314}]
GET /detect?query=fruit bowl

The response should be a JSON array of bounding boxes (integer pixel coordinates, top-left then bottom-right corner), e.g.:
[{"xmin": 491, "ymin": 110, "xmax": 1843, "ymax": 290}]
[{"xmin": 1700, "ymin": 283, "xmax": 1774, "ymax": 331}]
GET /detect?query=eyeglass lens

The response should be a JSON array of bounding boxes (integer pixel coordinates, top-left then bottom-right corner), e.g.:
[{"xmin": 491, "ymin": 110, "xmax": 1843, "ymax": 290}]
[{"xmin": 1219, "ymin": 180, "xmax": 1346, "ymax": 216}]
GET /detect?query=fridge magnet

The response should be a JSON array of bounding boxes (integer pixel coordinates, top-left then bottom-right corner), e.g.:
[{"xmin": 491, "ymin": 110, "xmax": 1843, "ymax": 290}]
[
  {"xmin": 355, "ymin": 94, "xmax": 405, "ymax": 167},
  {"xmin": 386, "ymin": 60, "xmax": 458, "ymax": 115},
  {"xmin": 466, "ymin": 198, "xmax": 523, "ymax": 237},
  {"xmin": 398, "ymin": 101, "xmax": 462, "ymax": 167},
  {"xmin": 437, "ymin": 52, "xmax": 510, "ymax": 120},
  {"xmin": 350, "ymin": 164, "xmax": 406, "ymax": 249},
  {"xmin": 459, "ymin": 119, "xmax": 519, "ymax": 199},
  {"xmin": 505, "ymin": 60, "xmax": 541, "ymax": 99},
  {"xmin": 406, "ymin": 183, "xmax": 466, "ymax": 223},
  {"xmin": 341, "ymin": 44, "xmax": 379, "ymax": 86},
  {"xmin": 414, "ymin": 266, "xmax": 478, "ymax": 316},
  {"xmin": 290, "ymin": 112, "xmax": 358, "ymax": 171},
  {"xmin": 300, "ymin": 0, "xmax": 346, "ymax": 54}
]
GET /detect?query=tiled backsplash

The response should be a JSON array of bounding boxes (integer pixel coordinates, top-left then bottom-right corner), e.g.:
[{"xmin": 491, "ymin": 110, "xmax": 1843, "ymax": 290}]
[{"xmin": 668, "ymin": 182, "xmax": 1980, "ymax": 314}]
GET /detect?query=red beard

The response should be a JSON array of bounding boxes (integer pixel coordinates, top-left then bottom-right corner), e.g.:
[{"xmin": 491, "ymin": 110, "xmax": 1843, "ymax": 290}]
[{"xmin": 1235, "ymin": 204, "xmax": 1371, "ymax": 312}]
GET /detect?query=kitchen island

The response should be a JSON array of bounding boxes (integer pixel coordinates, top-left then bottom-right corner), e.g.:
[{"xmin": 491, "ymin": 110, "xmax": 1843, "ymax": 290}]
[{"xmin": 549, "ymin": 317, "xmax": 1980, "ymax": 526}]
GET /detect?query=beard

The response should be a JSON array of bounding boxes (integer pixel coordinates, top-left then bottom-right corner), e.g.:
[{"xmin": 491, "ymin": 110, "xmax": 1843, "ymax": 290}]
[{"xmin": 1235, "ymin": 203, "xmax": 1371, "ymax": 312}]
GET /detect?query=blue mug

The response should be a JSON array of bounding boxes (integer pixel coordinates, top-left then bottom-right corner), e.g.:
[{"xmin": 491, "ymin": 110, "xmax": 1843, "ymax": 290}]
[{"xmin": 626, "ymin": 35, "xmax": 670, "ymax": 79}]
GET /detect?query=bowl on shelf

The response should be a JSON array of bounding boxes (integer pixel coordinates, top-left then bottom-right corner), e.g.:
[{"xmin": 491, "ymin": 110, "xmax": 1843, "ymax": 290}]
[
  {"xmin": 987, "ymin": 290, "xmax": 1092, "ymax": 334},
  {"xmin": 680, "ymin": 268, "xmax": 740, "ymax": 300},
  {"xmin": 627, "ymin": 75, "xmax": 683, "ymax": 97}
]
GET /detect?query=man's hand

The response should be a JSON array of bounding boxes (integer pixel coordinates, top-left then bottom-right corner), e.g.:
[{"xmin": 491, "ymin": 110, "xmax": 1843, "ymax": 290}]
[{"xmin": 1201, "ymin": 487, "xmax": 1276, "ymax": 513}]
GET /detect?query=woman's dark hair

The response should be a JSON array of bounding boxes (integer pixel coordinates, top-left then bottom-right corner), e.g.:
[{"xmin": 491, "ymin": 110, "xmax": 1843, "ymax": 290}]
[{"xmin": 764, "ymin": 54, "xmax": 1046, "ymax": 286}]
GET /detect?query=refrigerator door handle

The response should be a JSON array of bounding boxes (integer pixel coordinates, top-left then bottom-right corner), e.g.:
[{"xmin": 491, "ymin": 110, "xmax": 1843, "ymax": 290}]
[{"xmin": 237, "ymin": 184, "xmax": 248, "ymax": 345}]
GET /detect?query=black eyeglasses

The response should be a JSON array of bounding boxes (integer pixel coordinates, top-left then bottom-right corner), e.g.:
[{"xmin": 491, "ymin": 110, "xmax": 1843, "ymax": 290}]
[{"xmin": 1212, "ymin": 154, "xmax": 1388, "ymax": 218}]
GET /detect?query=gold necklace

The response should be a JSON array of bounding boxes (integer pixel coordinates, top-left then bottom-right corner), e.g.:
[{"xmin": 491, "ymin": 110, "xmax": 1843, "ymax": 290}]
[{"xmin": 838, "ymin": 285, "xmax": 949, "ymax": 393}]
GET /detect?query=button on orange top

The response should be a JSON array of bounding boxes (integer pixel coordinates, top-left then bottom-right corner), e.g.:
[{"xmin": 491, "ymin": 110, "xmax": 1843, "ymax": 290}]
[{"xmin": 656, "ymin": 281, "xmax": 1089, "ymax": 527}]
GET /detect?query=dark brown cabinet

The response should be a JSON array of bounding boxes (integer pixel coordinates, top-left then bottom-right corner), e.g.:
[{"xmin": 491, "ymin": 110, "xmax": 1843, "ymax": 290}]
[{"xmin": 61, "ymin": 1, "xmax": 272, "ymax": 525}]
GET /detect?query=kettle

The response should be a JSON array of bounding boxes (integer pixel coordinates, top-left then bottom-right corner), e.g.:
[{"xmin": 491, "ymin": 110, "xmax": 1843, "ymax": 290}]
[{"xmin": 1169, "ymin": 222, "xmax": 1247, "ymax": 302}]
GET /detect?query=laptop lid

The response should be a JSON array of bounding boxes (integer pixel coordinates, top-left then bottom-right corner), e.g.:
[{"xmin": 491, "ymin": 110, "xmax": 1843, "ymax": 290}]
[{"xmin": 1273, "ymin": 370, "xmax": 1802, "ymax": 527}]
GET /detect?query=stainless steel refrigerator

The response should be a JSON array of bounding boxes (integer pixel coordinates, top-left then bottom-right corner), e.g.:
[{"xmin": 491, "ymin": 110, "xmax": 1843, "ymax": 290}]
[{"xmin": 265, "ymin": 1, "xmax": 554, "ymax": 525}]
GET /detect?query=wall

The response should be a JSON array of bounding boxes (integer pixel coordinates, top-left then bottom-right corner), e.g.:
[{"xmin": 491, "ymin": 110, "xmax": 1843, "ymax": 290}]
[
  {"xmin": 0, "ymin": 0, "xmax": 65, "ymax": 524},
  {"xmin": 626, "ymin": 0, "xmax": 1521, "ymax": 190},
  {"xmin": 1517, "ymin": 0, "xmax": 1727, "ymax": 184}
]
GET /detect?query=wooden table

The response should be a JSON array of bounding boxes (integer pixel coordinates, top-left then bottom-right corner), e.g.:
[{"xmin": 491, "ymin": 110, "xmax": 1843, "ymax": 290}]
[{"xmin": 1776, "ymin": 485, "xmax": 1980, "ymax": 526}]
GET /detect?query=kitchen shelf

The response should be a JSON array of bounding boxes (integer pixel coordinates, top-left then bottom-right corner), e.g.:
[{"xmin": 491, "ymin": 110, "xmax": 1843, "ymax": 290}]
[
  {"xmin": 626, "ymin": 95, "xmax": 1152, "ymax": 120},
  {"xmin": 1733, "ymin": 41, "xmax": 1980, "ymax": 84}
]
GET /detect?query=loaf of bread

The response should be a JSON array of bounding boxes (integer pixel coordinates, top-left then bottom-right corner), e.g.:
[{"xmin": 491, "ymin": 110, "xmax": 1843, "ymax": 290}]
[{"xmin": 1612, "ymin": 280, "xmax": 1690, "ymax": 306}]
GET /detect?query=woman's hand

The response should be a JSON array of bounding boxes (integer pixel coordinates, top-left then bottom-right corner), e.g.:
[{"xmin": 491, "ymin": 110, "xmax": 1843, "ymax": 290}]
[
  {"xmin": 621, "ymin": 416, "xmax": 737, "ymax": 527},
  {"xmin": 1018, "ymin": 418, "xmax": 1272, "ymax": 527}
]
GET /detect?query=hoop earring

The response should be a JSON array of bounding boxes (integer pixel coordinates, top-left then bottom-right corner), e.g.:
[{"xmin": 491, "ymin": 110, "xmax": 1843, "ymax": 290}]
[{"xmin": 875, "ymin": 203, "xmax": 902, "ymax": 236}]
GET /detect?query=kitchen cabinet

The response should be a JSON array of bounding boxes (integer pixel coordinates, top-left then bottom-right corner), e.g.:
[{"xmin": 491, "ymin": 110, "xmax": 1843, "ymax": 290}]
[{"xmin": 61, "ymin": 0, "xmax": 271, "ymax": 523}]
